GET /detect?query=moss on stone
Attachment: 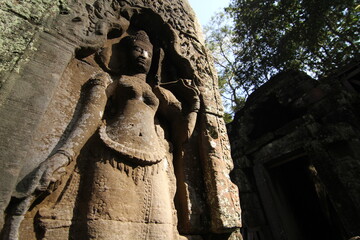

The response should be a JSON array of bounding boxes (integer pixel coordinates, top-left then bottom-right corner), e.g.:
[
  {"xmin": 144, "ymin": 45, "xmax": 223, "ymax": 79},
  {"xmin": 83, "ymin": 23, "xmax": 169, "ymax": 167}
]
[
  {"xmin": 0, "ymin": 9, "xmax": 35, "ymax": 82},
  {"xmin": 0, "ymin": 0, "xmax": 69, "ymax": 88},
  {"xmin": 1, "ymin": 0, "xmax": 68, "ymax": 24}
]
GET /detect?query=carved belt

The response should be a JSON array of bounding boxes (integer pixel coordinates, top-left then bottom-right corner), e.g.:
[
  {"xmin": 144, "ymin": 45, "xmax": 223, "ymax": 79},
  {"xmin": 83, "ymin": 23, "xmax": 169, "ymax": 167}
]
[{"xmin": 99, "ymin": 123, "xmax": 165, "ymax": 165}]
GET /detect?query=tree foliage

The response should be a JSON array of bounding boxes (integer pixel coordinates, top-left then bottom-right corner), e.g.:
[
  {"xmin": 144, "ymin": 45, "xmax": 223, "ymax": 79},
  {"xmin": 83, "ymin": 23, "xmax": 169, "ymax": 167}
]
[
  {"xmin": 205, "ymin": 0, "xmax": 359, "ymax": 122},
  {"xmin": 204, "ymin": 12, "xmax": 246, "ymax": 123}
]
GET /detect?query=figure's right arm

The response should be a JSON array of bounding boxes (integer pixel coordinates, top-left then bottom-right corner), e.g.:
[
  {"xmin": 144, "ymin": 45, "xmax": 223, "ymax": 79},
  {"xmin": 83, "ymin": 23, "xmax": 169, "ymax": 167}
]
[
  {"xmin": 58, "ymin": 72, "xmax": 113, "ymax": 162},
  {"xmin": 32, "ymin": 72, "xmax": 113, "ymax": 193}
]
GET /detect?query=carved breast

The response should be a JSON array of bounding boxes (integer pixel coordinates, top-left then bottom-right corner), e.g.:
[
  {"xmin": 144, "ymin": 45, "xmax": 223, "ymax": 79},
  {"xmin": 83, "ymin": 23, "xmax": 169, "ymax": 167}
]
[
  {"xmin": 100, "ymin": 75, "xmax": 166, "ymax": 165},
  {"xmin": 115, "ymin": 76, "xmax": 159, "ymax": 109}
]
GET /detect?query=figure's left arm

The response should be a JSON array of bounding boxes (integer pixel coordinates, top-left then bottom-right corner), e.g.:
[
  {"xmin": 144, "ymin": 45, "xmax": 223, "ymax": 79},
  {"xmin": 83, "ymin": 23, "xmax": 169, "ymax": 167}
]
[
  {"xmin": 181, "ymin": 80, "xmax": 200, "ymax": 140},
  {"xmin": 153, "ymin": 79, "xmax": 200, "ymax": 144}
]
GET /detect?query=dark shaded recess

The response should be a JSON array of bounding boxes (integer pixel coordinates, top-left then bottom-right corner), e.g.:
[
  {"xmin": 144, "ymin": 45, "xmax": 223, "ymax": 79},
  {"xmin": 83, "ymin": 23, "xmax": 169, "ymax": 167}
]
[
  {"xmin": 107, "ymin": 28, "xmax": 123, "ymax": 39},
  {"xmin": 268, "ymin": 157, "xmax": 343, "ymax": 240},
  {"xmin": 248, "ymin": 95, "xmax": 304, "ymax": 140}
]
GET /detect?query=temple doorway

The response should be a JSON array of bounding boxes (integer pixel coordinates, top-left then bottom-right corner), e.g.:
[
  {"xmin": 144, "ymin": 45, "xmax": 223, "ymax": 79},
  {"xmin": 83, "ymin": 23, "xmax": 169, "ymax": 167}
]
[{"xmin": 266, "ymin": 156, "xmax": 342, "ymax": 240}]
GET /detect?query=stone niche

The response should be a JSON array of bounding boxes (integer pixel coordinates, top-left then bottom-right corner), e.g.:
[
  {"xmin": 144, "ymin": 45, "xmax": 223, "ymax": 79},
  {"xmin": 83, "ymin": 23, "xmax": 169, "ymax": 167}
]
[
  {"xmin": 0, "ymin": 0, "xmax": 241, "ymax": 239},
  {"xmin": 228, "ymin": 63, "xmax": 360, "ymax": 240}
]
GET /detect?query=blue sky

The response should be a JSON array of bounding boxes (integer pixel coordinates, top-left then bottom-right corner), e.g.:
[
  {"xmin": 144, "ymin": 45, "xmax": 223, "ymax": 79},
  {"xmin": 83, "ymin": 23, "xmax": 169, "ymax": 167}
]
[{"xmin": 187, "ymin": 0, "xmax": 231, "ymax": 27}]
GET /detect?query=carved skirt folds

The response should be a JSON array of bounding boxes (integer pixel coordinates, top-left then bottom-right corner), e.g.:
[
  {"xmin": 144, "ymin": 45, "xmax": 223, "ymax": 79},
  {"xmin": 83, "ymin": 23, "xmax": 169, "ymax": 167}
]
[{"xmin": 36, "ymin": 135, "xmax": 179, "ymax": 240}]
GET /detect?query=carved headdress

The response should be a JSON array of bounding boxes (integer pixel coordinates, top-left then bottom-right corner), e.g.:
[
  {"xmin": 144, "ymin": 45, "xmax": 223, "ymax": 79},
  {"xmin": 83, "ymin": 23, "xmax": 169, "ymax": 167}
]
[{"xmin": 129, "ymin": 30, "xmax": 153, "ymax": 53}]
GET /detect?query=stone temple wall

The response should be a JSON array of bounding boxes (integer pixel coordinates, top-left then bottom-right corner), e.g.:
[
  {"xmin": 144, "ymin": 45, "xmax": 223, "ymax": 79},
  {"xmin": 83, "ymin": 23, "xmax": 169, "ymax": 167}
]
[
  {"xmin": 0, "ymin": 0, "xmax": 73, "ymax": 226},
  {"xmin": 228, "ymin": 63, "xmax": 360, "ymax": 240},
  {"xmin": 0, "ymin": 0, "xmax": 242, "ymax": 239}
]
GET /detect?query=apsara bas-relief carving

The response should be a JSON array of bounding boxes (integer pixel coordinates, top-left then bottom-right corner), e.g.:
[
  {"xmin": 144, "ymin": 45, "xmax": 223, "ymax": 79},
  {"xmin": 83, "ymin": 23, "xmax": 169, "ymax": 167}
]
[{"xmin": 0, "ymin": 1, "xmax": 241, "ymax": 239}]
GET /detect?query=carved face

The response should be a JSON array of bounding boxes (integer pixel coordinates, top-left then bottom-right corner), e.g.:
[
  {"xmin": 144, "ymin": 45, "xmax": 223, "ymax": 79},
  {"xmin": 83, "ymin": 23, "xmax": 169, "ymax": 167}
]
[{"xmin": 128, "ymin": 42, "xmax": 153, "ymax": 74}]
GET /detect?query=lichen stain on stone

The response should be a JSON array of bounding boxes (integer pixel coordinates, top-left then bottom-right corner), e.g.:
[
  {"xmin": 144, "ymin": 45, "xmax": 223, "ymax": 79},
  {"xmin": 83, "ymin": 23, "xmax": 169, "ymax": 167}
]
[
  {"xmin": 0, "ymin": 0, "xmax": 69, "ymax": 86},
  {"xmin": 0, "ymin": 10, "xmax": 34, "ymax": 80},
  {"xmin": 210, "ymin": 140, "xmax": 217, "ymax": 148}
]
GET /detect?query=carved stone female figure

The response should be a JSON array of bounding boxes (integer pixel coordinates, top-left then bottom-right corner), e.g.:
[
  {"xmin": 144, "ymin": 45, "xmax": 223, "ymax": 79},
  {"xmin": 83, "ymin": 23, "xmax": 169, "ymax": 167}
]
[{"xmin": 17, "ymin": 30, "xmax": 199, "ymax": 240}]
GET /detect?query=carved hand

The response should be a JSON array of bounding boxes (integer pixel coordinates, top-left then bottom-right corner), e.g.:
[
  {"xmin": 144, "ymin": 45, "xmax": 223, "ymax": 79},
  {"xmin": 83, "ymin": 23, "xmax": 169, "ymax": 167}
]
[
  {"xmin": 32, "ymin": 152, "xmax": 69, "ymax": 193},
  {"xmin": 179, "ymin": 79, "xmax": 200, "ymax": 112}
]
